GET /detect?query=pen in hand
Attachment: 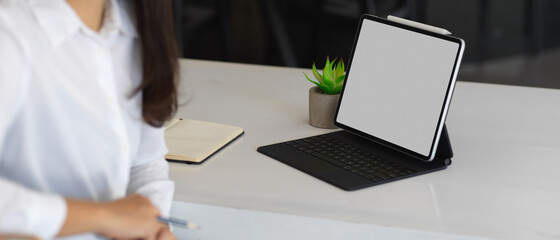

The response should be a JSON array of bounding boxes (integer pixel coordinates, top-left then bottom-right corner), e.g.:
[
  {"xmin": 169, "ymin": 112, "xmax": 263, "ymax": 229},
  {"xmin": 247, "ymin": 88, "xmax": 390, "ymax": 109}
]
[{"xmin": 158, "ymin": 216, "xmax": 200, "ymax": 230}]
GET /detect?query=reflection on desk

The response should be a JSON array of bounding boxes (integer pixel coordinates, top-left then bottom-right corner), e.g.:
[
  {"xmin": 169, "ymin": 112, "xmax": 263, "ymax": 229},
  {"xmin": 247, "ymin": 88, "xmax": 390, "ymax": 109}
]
[
  {"xmin": 169, "ymin": 59, "xmax": 560, "ymax": 240},
  {"xmin": 171, "ymin": 201, "xmax": 490, "ymax": 240}
]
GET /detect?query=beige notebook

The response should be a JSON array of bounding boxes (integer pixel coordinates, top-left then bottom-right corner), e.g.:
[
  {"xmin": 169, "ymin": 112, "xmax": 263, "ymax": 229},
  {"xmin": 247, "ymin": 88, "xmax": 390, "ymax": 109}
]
[{"xmin": 164, "ymin": 118, "xmax": 244, "ymax": 164}]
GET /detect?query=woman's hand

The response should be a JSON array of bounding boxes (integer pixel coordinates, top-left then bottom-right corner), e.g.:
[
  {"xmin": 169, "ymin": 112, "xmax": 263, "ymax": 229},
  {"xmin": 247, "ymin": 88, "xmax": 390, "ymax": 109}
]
[
  {"xmin": 59, "ymin": 194, "xmax": 177, "ymax": 240},
  {"xmin": 155, "ymin": 223, "xmax": 177, "ymax": 240},
  {"xmin": 110, "ymin": 223, "xmax": 176, "ymax": 240},
  {"xmin": 96, "ymin": 194, "xmax": 162, "ymax": 239}
]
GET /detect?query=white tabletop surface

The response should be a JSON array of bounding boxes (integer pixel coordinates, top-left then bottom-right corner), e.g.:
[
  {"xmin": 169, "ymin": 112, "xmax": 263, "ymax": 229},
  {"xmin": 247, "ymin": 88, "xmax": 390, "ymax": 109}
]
[{"xmin": 169, "ymin": 59, "xmax": 560, "ymax": 240}]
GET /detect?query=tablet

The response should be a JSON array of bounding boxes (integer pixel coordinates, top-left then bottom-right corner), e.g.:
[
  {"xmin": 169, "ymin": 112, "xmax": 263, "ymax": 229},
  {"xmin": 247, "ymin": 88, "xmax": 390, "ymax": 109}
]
[{"xmin": 334, "ymin": 14, "xmax": 465, "ymax": 161}]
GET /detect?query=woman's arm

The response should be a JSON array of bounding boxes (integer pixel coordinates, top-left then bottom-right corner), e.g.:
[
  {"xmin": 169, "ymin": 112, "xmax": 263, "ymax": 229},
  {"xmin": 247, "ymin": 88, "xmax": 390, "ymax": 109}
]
[
  {"xmin": 0, "ymin": 179, "xmax": 171, "ymax": 239},
  {"xmin": 127, "ymin": 124, "xmax": 175, "ymax": 215},
  {"xmin": 0, "ymin": 179, "xmax": 66, "ymax": 239},
  {"xmin": 0, "ymin": 28, "xmax": 50, "ymax": 240}
]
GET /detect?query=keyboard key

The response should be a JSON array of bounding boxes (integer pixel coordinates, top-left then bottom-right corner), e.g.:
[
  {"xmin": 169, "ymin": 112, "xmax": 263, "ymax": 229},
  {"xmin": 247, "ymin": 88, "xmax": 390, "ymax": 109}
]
[
  {"xmin": 309, "ymin": 151, "xmax": 346, "ymax": 167},
  {"xmin": 286, "ymin": 135, "xmax": 417, "ymax": 183}
]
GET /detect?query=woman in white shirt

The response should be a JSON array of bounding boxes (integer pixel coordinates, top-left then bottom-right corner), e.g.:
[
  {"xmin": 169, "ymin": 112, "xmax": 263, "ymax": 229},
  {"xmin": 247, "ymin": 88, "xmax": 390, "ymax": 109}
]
[{"xmin": 0, "ymin": 0, "xmax": 178, "ymax": 239}]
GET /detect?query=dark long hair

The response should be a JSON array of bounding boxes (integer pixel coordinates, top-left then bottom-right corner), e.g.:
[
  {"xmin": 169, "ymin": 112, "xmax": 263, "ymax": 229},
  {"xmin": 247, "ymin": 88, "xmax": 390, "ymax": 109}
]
[{"xmin": 133, "ymin": 0, "xmax": 179, "ymax": 127}]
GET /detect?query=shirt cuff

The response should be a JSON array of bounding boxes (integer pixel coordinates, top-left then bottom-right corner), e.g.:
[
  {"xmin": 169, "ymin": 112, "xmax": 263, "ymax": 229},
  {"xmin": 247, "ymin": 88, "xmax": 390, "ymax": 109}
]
[
  {"xmin": 128, "ymin": 158, "xmax": 175, "ymax": 215},
  {"xmin": 134, "ymin": 180, "xmax": 175, "ymax": 215},
  {"xmin": 1, "ymin": 187, "xmax": 67, "ymax": 239}
]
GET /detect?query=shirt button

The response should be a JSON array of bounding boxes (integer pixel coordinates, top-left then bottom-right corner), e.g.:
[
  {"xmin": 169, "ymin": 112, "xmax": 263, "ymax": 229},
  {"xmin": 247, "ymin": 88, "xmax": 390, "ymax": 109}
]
[{"xmin": 121, "ymin": 144, "xmax": 129, "ymax": 152}]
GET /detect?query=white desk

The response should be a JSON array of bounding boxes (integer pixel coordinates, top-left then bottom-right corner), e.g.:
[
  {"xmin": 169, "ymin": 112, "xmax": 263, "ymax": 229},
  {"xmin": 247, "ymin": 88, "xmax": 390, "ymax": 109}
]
[{"xmin": 169, "ymin": 59, "xmax": 560, "ymax": 240}]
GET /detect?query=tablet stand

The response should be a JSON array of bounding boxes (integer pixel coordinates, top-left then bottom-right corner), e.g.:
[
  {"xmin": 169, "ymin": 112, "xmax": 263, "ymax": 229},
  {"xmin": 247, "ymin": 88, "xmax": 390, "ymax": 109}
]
[{"xmin": 434, "ymin": 124, "xmax": 453, "ymax": 166}]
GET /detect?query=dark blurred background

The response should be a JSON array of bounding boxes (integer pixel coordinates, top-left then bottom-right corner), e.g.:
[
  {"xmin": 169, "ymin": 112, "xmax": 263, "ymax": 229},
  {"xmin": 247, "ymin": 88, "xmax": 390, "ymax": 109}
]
[{"xmin": 173, "ymin": 0, "xmax": 560, "ymax": 89}]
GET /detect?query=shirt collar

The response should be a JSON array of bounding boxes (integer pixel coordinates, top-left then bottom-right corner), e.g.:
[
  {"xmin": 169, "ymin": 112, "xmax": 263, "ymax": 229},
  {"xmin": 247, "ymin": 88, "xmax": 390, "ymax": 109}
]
[
  {"xmin": 101, "ymin": 0, "xmax": 138, "ymax": 39},
  {"xmin": 28, "ymin": 0, "xmax": 138, "ymax": 47}
]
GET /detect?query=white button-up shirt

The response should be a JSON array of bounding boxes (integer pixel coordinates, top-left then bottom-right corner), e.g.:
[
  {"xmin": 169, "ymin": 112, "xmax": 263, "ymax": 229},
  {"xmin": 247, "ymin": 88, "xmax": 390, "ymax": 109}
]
[{"xmin": 0, "ymin": 0, "xmax": 175, "ymax": 239}]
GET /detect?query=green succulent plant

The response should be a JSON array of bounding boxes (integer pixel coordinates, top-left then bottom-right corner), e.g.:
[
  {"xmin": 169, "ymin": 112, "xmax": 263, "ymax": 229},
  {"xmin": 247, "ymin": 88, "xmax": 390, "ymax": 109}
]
[{"xmin": 304, "ymin": 57, "xmax": 345, "ymax": 95}]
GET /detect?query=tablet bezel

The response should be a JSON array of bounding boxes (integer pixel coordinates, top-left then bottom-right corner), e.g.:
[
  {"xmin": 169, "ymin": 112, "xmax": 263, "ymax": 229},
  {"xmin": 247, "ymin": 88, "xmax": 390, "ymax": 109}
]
[{"xmin": 334, "ymin": 14, "xmax": 465, "ymax": 161}]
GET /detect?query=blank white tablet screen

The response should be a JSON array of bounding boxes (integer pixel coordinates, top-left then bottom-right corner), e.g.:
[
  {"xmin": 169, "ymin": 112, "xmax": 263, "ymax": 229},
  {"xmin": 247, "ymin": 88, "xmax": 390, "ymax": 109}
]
[{"xmin": 336, "ymin": 19, "xmax": 460, "ymax": 158}]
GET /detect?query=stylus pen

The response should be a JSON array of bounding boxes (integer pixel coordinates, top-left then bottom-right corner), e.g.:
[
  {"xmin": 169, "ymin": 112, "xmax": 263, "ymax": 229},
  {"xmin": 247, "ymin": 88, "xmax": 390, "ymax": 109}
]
[{"xmin": 157, "ymin": 216, "xmax": 200, "ymax": 229}]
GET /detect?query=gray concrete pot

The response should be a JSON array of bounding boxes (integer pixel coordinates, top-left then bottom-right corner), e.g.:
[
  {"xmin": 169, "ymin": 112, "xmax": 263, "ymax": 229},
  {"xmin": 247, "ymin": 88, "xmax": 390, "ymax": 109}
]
[{"xmin": 309, "ymin": 86, "xmax": 340, "ymax": 129}]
